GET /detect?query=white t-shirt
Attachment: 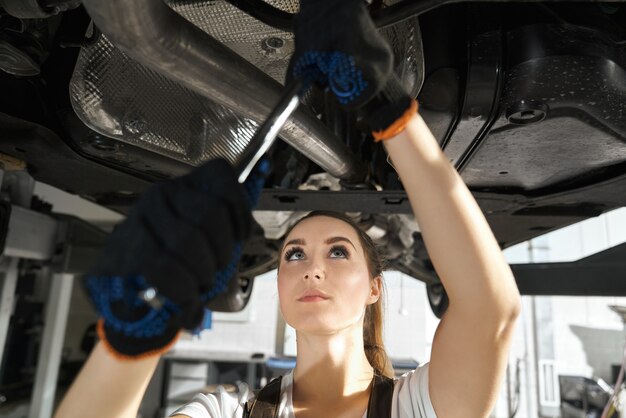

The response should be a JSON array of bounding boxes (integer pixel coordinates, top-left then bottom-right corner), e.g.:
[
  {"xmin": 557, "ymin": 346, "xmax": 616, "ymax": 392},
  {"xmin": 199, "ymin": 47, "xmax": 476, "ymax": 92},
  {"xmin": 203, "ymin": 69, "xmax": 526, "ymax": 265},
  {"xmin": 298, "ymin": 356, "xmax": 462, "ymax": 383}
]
[{"xmin": 170, "ymin": 363, "xmax": 438, "ymax": 418}]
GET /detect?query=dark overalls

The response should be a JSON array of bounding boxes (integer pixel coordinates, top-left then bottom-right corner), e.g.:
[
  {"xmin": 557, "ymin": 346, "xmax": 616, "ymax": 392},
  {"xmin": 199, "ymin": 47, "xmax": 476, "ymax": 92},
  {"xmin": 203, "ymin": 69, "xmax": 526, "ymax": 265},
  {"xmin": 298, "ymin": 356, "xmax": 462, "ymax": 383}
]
[{"xmin": 244, "ymin": 374, "xmax": 395, "ymax": 418}]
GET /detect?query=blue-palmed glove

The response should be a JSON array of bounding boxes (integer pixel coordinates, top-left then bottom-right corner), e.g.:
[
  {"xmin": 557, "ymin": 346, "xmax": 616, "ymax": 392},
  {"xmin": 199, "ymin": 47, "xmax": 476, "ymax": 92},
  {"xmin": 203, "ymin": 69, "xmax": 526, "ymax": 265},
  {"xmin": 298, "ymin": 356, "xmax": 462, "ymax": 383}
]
[
  {"xmin": 288, "ymin": 0, "xmax": 418, "ymax": 141},
  {"xmin": 85, "ymin": 159, "xmax": 256, "ymax": 359}
]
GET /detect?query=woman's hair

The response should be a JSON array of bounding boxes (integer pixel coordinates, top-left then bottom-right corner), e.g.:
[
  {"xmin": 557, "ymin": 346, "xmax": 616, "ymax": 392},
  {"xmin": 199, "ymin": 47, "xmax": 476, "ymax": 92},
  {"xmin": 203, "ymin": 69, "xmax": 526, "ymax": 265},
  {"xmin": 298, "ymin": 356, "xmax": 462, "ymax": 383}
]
[{"xmin": 280, "ymin": 210, "xmax": 394, "ymax": 378}]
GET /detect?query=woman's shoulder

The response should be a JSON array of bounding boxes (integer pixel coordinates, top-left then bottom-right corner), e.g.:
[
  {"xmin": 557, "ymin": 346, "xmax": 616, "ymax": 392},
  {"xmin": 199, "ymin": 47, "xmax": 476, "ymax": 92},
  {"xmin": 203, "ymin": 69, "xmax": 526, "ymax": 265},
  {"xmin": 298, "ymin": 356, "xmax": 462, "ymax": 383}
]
[
  {"xmin": 394, "ymin": 362, "xmax": 429, "ymax": 386},
  {"xmin": 392, "ymin": 363, "xmax": 439, "ymax": 418}
]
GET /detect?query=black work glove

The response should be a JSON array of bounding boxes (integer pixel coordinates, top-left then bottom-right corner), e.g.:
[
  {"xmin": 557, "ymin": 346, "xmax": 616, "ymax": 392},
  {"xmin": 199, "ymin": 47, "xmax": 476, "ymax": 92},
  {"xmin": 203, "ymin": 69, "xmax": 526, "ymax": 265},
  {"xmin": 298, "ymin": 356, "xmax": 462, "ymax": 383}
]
[
  {"xmin": 86, "ymin": 159, "xmax": 253, "ymax": 359},
  {"xmin": 288, "ymin": 0, "xmax": 417, "ymax": 141}
]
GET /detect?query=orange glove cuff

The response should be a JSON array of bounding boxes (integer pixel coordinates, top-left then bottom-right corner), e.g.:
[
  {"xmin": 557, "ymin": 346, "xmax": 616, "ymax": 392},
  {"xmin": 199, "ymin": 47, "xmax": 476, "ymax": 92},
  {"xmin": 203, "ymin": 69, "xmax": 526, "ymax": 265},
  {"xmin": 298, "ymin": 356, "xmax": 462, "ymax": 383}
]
[{"xmin": 372, "ymin": 99, "xmax": 419, "ymax": 142}]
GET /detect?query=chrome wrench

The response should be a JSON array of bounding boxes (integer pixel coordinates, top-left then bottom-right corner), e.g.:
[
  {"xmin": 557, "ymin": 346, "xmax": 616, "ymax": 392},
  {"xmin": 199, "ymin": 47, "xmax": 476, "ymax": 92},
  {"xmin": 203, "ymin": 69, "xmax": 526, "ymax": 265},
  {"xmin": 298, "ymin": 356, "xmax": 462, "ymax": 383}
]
[{"xmin": 139, "ymin": 79, "xmax": 306, "ymax": 310}]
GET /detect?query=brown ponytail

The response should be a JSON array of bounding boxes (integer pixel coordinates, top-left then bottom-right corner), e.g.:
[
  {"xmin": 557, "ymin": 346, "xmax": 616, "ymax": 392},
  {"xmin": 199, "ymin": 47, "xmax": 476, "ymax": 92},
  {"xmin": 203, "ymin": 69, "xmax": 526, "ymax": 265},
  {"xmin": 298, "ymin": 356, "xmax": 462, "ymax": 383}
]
[
  {"xmin": 281, "ymin": 211, "xmax": 395, "ymax": 378},
  {"xmin": 364, "ymin": 293, "xmax": 394, "ymax": 378}
]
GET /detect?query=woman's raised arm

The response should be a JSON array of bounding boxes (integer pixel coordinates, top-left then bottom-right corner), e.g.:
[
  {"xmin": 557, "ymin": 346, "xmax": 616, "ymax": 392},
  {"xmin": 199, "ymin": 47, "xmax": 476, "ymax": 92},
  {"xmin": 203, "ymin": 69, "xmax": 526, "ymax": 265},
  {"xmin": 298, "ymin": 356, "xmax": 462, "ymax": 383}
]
[
  {"xmin": 55, "ymin": 159, "xmax": 254, "ymax": 418},
  {"xmin": 384, "ymin": 114, "xmax": 521, "ymax": 418},
  {"xmin": 54, "ymin": 342, "xmax": 160, "ymax": 418}
]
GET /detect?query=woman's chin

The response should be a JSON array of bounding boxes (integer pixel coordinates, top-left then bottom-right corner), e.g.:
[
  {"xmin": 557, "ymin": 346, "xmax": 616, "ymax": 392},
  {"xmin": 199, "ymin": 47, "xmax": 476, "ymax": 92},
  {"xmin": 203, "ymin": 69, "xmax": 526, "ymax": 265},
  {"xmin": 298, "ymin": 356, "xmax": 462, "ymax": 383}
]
[
  {"xmin": 287, "ymin": 315, "xmax": 342, "ymax": 335},
  {"xmin": 288, "ymin": 313, "xmax": 363, "ymax": 336}
]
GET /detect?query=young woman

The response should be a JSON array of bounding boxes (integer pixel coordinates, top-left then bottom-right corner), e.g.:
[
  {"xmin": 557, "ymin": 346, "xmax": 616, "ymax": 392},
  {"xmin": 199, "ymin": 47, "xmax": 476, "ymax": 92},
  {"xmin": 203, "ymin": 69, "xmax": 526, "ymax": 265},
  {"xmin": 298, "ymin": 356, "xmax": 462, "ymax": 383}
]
[{"xmin": 55, "ymin": 111, "xmax": 521, "ymax": 418}]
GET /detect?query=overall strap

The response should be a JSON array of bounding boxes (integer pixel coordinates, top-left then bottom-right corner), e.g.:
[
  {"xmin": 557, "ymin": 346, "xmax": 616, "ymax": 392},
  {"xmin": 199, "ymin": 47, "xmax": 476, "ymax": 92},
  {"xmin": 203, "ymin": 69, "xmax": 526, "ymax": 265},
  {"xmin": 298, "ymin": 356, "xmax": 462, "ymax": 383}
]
[
  {"xmin": 244, "ymin": 373, "xmax": 393, "ymax": 418},
  {"xmin": 243, "ymin": 376, "xmax": 283, "ymax": 418},
  {"xmin": 366, "ymin": 374, "xmax": 395, "ymax": 418}
]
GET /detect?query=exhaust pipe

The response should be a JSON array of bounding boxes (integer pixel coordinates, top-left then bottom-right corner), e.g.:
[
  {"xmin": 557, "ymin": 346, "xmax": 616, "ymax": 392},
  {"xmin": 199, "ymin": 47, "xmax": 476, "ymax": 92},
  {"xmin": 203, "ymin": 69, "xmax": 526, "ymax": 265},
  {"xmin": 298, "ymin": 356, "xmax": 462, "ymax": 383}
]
[{"xmin": 81, "ymin": 0, "xmax": 366, "ymax": 182}]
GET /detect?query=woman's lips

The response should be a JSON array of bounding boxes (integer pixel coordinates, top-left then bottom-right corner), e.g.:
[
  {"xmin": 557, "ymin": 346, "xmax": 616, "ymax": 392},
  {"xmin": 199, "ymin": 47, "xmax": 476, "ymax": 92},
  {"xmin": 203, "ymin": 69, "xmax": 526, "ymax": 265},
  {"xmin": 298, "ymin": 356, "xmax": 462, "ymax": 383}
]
[
  {"xmin": 297, "ymin": 289, "xmax": 330, "ymax": 302},
  {"xmin": 298, "ymin": 295, "xmax": 329, "ymax": 303}
]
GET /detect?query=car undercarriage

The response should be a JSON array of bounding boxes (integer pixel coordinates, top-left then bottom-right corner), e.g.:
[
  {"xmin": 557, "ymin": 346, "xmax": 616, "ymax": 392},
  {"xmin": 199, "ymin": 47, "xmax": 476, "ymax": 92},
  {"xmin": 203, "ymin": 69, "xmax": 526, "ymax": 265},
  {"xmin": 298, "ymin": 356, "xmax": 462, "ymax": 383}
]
[{"xmin": 1, "ymin": 0, "xmax": 626, "ymax": 315}]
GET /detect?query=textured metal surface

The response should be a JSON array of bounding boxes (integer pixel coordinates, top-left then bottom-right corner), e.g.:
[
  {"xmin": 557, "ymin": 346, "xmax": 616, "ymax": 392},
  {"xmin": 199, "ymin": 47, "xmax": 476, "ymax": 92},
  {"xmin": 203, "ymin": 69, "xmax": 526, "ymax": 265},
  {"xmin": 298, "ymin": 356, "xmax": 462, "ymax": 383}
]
[
  {"xmin": 462, "ymin": 24, "xmax": 626, "ymax": 191},
  {"xmin": 380, "ymin": 0, "xmax": 424, "ymax": 98},
  {"xmin": 71, "ymin": 0, "xmax": 296, "ymax": 167},
  {"xmin": 76, "ymin": 0, "xmax": 363, "ymax": 179},
  {"xmin": 170, "ymin": 0, "xmax": 298, "ymax": 83},
  {"xmin": 464, "ymin": 55, "xmax": 626, "ymax": 190},
  {"xmin": 70, "ymin": 34, "xmax": 258, "ymax": 166},
  {"xmin": 72, "ymin": 0, "xmax": 420, "ymax": 172}
]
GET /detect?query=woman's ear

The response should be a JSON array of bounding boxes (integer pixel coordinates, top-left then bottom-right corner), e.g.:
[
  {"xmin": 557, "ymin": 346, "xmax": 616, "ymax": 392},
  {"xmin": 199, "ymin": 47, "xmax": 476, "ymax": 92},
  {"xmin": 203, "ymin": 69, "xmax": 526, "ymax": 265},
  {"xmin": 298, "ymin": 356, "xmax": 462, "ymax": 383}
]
[{"xmin": 367, "ymin": 276, "xmax": 382, "ymax": 304}]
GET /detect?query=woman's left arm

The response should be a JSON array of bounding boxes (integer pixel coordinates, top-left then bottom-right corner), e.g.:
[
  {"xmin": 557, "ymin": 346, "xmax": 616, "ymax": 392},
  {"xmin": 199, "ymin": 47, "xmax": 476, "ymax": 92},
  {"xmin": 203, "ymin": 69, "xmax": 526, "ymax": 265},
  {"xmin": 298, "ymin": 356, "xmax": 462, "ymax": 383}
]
[{"xmin": 383, "ymin": 114, "xmax": 521, "ymax": 418}]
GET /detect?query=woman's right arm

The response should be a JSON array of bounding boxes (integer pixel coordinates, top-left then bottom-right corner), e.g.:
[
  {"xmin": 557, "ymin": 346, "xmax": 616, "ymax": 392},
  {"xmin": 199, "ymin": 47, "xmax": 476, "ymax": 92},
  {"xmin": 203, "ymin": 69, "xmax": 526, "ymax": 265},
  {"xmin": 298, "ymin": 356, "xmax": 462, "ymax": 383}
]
[
  {"xmin": 384, "ymin": 115, "xmax": 520, "ymax": 417},
  {"xmin": 55, "ymin": 160, "xmax": 252, "ymax": 418},
  {"xmin": 54, "ymin": 342, "xmax": 162, "ymax": 418}
]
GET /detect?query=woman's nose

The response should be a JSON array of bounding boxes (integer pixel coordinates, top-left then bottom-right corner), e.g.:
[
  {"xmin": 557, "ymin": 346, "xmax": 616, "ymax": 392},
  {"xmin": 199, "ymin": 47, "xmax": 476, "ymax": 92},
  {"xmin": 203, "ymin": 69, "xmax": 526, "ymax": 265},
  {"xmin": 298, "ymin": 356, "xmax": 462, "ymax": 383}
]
[
  {"xmin": 303, "ymin": 266, "xmax": 324, "ymax": 280},
  {"xmin": 303, "ymin": 273, "xmax": 322, "ymax": 280}
]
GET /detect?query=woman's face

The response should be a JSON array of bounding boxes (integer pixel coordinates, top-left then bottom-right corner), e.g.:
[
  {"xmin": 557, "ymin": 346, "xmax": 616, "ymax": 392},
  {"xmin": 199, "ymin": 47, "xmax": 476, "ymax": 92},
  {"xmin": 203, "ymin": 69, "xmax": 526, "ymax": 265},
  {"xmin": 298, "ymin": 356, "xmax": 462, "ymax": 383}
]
[{"xmin": 277, "ymin": 216, "xmax": 380, "ymax": 334}]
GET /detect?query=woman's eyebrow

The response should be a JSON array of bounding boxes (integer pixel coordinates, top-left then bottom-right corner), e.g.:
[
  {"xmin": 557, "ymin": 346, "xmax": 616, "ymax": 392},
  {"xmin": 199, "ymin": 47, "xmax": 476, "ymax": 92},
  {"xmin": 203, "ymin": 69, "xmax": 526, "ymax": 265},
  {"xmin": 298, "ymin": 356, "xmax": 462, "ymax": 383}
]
[
  {"xmin": 325, "ymin": 236, "xmax": 356, "ymax": 250},
  {"xmin": 284, "ymin": 238, "xmax": 306, "ymax": 247}
]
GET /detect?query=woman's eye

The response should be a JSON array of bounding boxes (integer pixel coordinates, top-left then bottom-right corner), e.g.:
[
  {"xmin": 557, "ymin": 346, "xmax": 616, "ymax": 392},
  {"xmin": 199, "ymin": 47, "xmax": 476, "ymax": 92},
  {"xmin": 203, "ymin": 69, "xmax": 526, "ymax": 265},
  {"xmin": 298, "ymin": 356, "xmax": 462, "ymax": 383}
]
[
  {"xmin": 285, "ymin": 247, "xmax": 305, "ymax": 261},
  {"xmin": 289, "ymin": 251, "xmax": 305, "ymax": 261},
  {"xmin": 329, "ymin": 246, "xmax": 348, "ymax": 259}
]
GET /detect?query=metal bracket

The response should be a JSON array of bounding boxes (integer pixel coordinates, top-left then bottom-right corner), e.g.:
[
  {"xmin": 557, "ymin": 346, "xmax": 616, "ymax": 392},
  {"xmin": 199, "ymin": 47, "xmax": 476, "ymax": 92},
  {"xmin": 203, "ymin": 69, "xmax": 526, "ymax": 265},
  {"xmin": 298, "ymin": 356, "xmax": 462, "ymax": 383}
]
[
  {"xmin": 3, "ymin": 205, "xmax": 58, "ymax": 260},
  {"xmin": 257, "ymin": 189, "xmax": 412, "ymax": 214},
  {"xmin": 511, "ymin": 241, "xmax": 626, "ymax": 296}
]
